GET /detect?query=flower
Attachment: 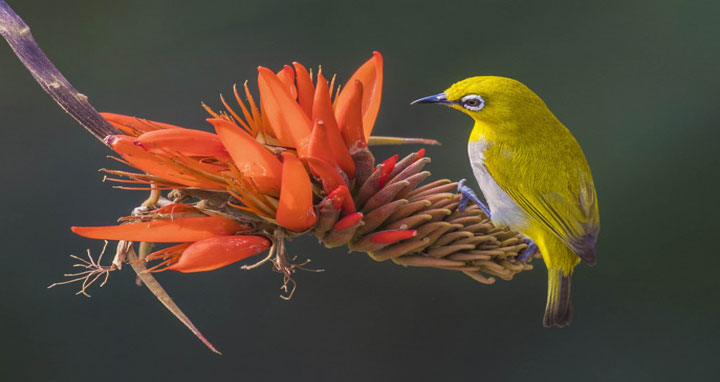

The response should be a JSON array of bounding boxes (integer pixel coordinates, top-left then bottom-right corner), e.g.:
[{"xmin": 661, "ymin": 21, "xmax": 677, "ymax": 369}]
[
  {"xmin": 99, "ymin": 53, "xmax": 384, "ymax": 230},
  {"xmin": 72, "ymin": 203, "xmax": 271, "ymax": 273},
  {"xmin": 78, "ymin": 53, "xmax": 391, "ymax": 274}
]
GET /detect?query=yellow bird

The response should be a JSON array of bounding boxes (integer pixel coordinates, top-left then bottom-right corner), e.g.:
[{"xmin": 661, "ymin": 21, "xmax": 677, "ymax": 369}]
[{"xmin": 412, "ymin": 76, "xmax": 599, "ymax": 327}]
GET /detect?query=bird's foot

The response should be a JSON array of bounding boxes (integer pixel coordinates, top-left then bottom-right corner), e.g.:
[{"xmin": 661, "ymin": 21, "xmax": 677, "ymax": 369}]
[
  {"xmin": 457, "ymin": 178, "xmax": 490, "ymax": 217},
  {"xmin": 517, "ymin": 238, "xmax": 538, "ymax": 262}
]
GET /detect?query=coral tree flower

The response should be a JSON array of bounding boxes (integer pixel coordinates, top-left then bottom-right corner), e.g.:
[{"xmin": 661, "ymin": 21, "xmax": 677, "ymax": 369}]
[
  {"xmin": 72, "ymin": 204, "xmax": 271, "ymax": 273},
  {"xmin": 77, "ymin": 53, "xmax": 386, "ymax": 273}
]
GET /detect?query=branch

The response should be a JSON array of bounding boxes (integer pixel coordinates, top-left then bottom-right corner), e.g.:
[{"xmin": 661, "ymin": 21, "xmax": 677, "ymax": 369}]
[{"xmin": 0, "ymin": 1, "xmax": 121, "ymax": 144}]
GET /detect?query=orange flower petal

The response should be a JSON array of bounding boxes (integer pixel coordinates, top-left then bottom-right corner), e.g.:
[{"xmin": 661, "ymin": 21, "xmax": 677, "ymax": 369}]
[
  {"xmin": 335, "ymin": 80, "xmax": 367, "ymax": 151},
  {"xmin": 305, "ymin": 156, "xmax": 346, "ymax": 194},
  {"xmin": 293, "ymin": 62, "xmax": 315, "ymax": 118},
  {"xmin": 335, "ymin": 52, "xmax": 383, "ymax": 139},
  {"xmin": 306, "ymin": 119, "xmax": 354, "ymax": 178},
  {"xmin": 209, "ymin": 118, "xmax": 282, "ymax": 195},
  {"xmin": 307, "ymin": 120, "xmax": 335, "ymax": 167},
  {"xmin": 312, "ymin": 75, "xmax": 355, "ymax": 178},
  {"xmin": 168, "ymin": 235, "xmax": 271, "ymax": 273},
  {"xmin": 100, "ymin": 113, "xmax": 182, "ymax": 136},
  {"xmin": 257, "ymin": 67, "xmax": 312, "ymax": 155},
  {"xmin": 276, "ymin": 152, "xmax": 317, "ymax": 232},
  {"xmin": 313, "ymin": 73, "xmax": 340, "ymax": 132},
  {"xmin": 370, "ymin": 230, "xmax": 417, "ymax": 244},
  {"xmin": 106, "ymin": 135, "xmax": 226, "ymax": 189},
  {"xmin": 276, "ymin": 65, "xmax": 298, "ymax": 100},
  {"xmin": 259, "ymin": 104, "xmax": 277, "ymax": 141},
  {"xmin": 137, "ymin": 128, "xmax": 231, "ymax": 161},
  {"xmin": 71, "ymin": 216, "xmax": 251, "ymax": 243}
]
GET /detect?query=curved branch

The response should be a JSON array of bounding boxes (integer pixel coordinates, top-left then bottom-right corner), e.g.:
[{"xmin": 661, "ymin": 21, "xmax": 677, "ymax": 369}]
[{"xmin": 0, "ymin": 1, "xmax": 121, "ymax": 144}]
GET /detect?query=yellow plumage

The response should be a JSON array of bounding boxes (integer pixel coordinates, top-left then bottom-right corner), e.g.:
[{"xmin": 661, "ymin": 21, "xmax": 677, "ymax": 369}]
[{"xmin": 413, "ymin": 76, "xmax": 599, "ymax": 327}]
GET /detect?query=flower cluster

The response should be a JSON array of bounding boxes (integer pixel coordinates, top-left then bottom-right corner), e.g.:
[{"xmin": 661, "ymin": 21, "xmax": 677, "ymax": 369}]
[
  {"xmin": 74, "ymin": 54, "xmax": 385, "ymax": 272},
  {"xmin": 69, "ymin": 52, "xmax": 536, "ymax": 283},
  {"xmin": 61, "ymin": 53, "xmax": 537, "ymax": 352}
]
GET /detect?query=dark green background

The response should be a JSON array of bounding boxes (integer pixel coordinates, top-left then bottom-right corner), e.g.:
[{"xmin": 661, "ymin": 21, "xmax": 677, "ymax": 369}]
[{"xmin": 1, "ymin": 0, "xmax": 718, "ymax": 380}]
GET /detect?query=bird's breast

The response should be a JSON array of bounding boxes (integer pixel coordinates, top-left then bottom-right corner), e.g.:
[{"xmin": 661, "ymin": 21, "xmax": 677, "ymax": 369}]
[{"xmin": 467, "ymin": 139, "xmax": 529, "ymax": 231}]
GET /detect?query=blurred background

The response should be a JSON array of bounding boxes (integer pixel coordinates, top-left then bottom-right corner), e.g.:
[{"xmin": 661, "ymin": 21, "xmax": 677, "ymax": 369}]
[{"xmin": 1, "ymin": 0, "xmax": 718, "ymax": 380}]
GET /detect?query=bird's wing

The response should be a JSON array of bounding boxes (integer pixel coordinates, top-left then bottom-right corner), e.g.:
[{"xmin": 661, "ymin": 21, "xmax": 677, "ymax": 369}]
[{"xmin": 485, "ymin": 155, "xmax": 600, "ymax": 265}]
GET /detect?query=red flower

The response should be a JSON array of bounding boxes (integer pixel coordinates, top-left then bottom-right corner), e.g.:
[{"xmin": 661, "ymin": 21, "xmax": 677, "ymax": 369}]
[
  {"xmin": 76, "ymin": 53, "xmax": 389, "ymax": 273},
  {"xmin": 72, "ymin": 205, "xmax": 270, "ymax": 273}
]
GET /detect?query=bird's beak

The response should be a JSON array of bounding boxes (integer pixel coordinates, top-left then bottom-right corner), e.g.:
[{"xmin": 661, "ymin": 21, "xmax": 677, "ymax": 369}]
[{"xmin": 410, "ymin": 92, "xmax": 451, "ymax": 105}]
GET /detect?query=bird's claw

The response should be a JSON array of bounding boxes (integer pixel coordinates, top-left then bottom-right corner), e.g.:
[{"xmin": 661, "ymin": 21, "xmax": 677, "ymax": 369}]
[
  {"xmin": 457, "ymin": 178, "xmax": 490, "ymax": 217},
  {"xmin": 517, "ymin": 238, "xmax": 538, "ymax": 262}
]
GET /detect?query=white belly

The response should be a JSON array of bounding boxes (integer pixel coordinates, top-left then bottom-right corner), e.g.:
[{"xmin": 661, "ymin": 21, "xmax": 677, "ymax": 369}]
[{"xmin": 468, "ymin": 140, "xmax": 529, "ymax": 231}]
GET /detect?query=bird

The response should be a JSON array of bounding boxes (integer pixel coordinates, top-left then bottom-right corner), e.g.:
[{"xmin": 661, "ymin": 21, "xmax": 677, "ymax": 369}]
[{"xmin": 412, "ymin": 76, "xmax": 599, "ymax": 327}]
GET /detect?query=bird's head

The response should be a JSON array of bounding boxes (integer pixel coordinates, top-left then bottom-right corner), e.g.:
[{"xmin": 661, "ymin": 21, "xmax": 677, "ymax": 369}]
[{"xmin": 412, "ymin": 76, "xmax": 547, "ymax": 126}]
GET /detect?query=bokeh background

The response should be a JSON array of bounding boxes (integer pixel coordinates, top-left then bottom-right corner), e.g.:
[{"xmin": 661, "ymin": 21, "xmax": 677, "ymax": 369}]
[{"xmin": 1, "ymin": 0, "xmax": 718, "ymax": 380}]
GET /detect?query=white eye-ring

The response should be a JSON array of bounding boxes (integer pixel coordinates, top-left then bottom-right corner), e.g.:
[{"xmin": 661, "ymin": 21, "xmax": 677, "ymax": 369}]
[{"xmin": 460, "ymin": 94, "xmax": 485, "ymax": 111}]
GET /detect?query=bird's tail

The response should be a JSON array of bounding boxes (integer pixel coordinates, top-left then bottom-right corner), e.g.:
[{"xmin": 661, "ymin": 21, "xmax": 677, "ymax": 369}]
[{"xmin": 543, "ymin": 268, "xmax": 573, "ymax": 328}]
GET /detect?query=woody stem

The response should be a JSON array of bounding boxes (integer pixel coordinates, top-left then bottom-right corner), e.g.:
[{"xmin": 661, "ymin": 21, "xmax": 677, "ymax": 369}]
[{"xmin": 0, "ymin": 1, "xmax": 122, "ymax": 145}]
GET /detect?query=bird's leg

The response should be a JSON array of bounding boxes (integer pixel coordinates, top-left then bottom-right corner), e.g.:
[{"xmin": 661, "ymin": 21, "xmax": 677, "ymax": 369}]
[
  {"xmin": 517, "ymin": 238, "xmax": 538, "ymax": 262},
  {"xmin": 457, "ymin": 178, "xmax": 491, "ymax": 217}
]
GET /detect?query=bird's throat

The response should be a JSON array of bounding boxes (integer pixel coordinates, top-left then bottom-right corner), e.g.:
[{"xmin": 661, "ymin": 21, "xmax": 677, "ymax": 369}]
[{"xmin": 468, "ymin": 121, "xmax": 496, "ymax": 144}]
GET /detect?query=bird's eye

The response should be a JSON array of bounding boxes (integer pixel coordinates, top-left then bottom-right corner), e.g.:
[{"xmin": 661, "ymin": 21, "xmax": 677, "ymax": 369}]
[{"xmin": 460, "ymin": 94, "xmax": 485, "ymax": 111}]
